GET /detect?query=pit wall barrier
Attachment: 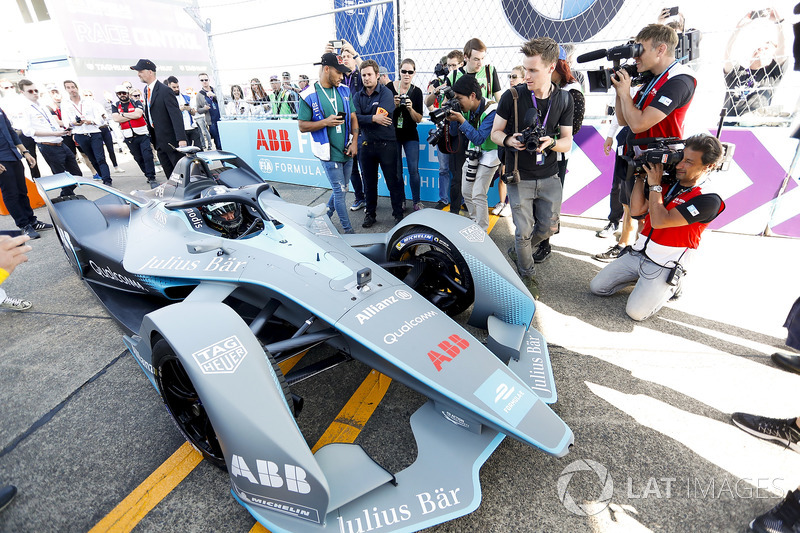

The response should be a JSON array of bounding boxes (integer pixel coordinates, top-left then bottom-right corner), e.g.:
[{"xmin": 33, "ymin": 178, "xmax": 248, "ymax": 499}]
[{"xmin": 219, "ymin": 120, "xmax": 800, "ymax": 238}]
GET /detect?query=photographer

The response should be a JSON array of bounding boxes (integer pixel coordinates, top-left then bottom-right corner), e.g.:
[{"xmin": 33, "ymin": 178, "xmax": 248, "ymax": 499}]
[
  {"xmin": 490, "ymin": 37, "xmax": 574, "ymax": 300},
  {"xmin": 388, "ymin": 59, "xmax": 424, "ymax": 211},
  {"xmin": 595, "ymin": 23, "xmax": 697, "ymax": 263},
  {"xmin": 590, "ymin": 133, "xmax": 725, "ymax": 321},
  {"xmin": 447, "ymin": 75, "xmax": 499, "ymax": 231}
]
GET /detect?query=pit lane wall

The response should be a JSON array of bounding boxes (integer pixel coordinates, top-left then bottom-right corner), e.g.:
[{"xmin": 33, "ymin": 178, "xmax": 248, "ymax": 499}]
[{"xmin": 218, "ymin": 120, "xmax": 800, "ymax": 238}]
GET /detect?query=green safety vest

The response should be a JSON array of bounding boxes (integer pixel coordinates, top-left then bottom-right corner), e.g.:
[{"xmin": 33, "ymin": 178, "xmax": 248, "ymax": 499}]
[
  {"xmin": 268, "ymin": 90, "xmax": 293, "ymax": 117},
  {"xmin": 446, "ymin": 65, "xmax": 496, "ymax": 99},
  {"xmin": 466, "ymin": 100, "xmax": 498, "ymax": 153}
]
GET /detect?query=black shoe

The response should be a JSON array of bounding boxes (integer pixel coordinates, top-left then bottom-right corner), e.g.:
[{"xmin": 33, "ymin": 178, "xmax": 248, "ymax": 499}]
[
  {"xmin": 0, "ymin": 485, "xmax": 17, "ymax": 513},
  {"xmin": 533, "ymin": 241, "xmax": 551, "ymax": 263},
  {"xmin": 507, "ymin": 246, "xmax": 518, "ymax": 264},
  {"xmin": 748, "ymin": 489, "xmax": 800, "ymax": 533},
  {"xmin": 32, "ymin": 220, "xmax": 53, "ymax": 231},
  {"xmin": 772, "ymin": 353, "xmax": 800, "ymax": 375},
  {"xmin": 593, "ymin": 244, "xmax": 622, "ymax": 263},
  {"xmin": 731, "ymin": 413, "xmax": 800, "ymax": 453},
  {"xmin": 362, "ymin": 215, "xmax": 376, "ymax": 228},
  {"xmin": 394, "ymin": 214, "xmax": 404, "ymax": 224},
  {"xmin": 147, "ymin": 180, "xmax": 159, "ymax": 189},
  {"xmin": 435, "ymin": 200, "xmax": 448, "ymax": 210},
  {"xmin": 21, "ymin": 225, "xmax": 41, "ymax": 240}
]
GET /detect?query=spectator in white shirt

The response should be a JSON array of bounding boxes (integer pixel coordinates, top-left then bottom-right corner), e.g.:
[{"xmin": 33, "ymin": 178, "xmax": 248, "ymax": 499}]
[
  {"xmin": 61, "ymin": 80, "xmax": 112, "ymax": 185},
  {"xmin": 166, "ymin": 76, "xmax": 203, "ymax": 148},
  {"xmin": 226, "ymin": 85, "xmax": 253, "ymax": 117}
]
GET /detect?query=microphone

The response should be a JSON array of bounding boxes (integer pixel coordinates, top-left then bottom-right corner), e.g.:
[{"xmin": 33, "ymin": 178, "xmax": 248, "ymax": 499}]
[{"xmin": 577, "ymin": 49, "xmax": 608, "ymax": 63}]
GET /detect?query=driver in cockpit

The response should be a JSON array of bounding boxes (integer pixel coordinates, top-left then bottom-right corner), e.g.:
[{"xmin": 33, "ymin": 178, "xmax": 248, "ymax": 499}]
[{"xmin": 200, "ymin": 186, "xmax": 255, "ymax": 239}]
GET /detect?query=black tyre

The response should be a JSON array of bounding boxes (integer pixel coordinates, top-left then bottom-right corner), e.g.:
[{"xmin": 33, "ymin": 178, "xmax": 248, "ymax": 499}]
[
  {"xmin": 153, "ymin": 338, "xmax": 293, "ymax": 469},
  {"xmin": 387, "ymin": 226, "xmax": 474, "ymax": 316}
]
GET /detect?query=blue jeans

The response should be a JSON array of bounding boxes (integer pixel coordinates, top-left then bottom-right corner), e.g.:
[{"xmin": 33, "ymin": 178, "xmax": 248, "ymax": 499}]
[
  {"xmin": 350, "ymin": 158, "xmax": 364, "ymax": 203},
  {"xmin": 74, "ymin": 132, "xmax": 111, "ymax": 184},
  {"xmin": 322, "ymin": 159, "xmax": 354, "ymax": 232},
  {"xmin": 437, "ymin": 148, "xmax": 450, "ymax": 203},
  {"xmin": 396, "ymin": 139, "xmax": 421, "ymax": 204}
]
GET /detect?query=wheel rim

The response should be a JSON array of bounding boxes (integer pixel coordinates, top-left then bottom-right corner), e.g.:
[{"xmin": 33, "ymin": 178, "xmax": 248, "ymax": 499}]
[
  {"xmin": 159, "ymin": 356, "xmax": 224, "ymax": 464},
  {"xmin": 396, "ymin": 243, "xmax": 471, "ymax": 314}
]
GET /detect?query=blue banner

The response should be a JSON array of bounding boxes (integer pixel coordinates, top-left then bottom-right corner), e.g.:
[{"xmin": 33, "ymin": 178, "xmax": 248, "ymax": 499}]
[{"xmin": 335, "ymin": 0, "xmax": 396, "ymax": 74}]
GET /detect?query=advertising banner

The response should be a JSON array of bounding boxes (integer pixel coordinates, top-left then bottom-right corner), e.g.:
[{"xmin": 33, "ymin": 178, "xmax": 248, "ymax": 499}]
[{"xmin": 335, "ymin": 0, "xmax": 396, "ymax": 73}]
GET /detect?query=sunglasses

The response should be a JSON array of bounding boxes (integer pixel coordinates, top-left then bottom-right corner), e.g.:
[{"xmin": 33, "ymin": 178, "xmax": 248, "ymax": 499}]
[
  {"xmin": 199, "ymin": 78, "xmax": 209, "ymax": 82},
  {"xmin": 26, "ymin": 89, "xmax": 39, "ymax": 94},
  {"xmin": 131, "ymin": 93, "xmax": 141, "ymax": 97},
  {"xmin": 400, "ymin": 69, "xmax": 415, "ymax": 75},
  {"xmin": 509, "ymin": 74, "xmax": 520, "ymax": 79},
  {"xmin": 116, "ymin": 92, "xmax": 128, "ymax": 95}
]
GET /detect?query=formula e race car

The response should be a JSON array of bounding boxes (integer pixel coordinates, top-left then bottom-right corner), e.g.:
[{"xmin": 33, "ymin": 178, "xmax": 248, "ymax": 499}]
[{"xmin": 37, "ymin": 147, "xmax": 573, "ymax": 532}]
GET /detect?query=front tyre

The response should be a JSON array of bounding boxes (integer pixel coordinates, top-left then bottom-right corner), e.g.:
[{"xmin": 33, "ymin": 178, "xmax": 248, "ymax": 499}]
[{"xmin": 387, "ymin": 226, "xmax": 474, "ymax": 316}]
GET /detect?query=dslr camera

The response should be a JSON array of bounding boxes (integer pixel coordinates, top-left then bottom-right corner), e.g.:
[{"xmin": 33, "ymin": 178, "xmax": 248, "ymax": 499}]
[
  {"xmin": 426, "ymin": 87, "xmax": 461, "ymax": 145},
  {"xmin": 518, "ymin": 124, "xmax": 548, "ymax": 154},
  {"xmin": 398, "ymin": 93, "xmax": 409, "ymax": 106},
  {"xmin": 430, "ymin": 62, "xmax": 449, "ymax": 89}
]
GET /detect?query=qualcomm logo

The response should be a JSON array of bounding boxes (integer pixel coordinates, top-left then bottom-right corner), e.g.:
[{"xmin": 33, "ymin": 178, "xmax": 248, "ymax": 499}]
[
  {"xmin": 259, "ymin": 158, "xmax": 273, "ymax": 174},
  {"xmin": 557, "ymin": 459, "xmax": 614, "ymax": 516},
  {"xmin": 501, "ymin": 0, "xmax": 624, "ymax": 42},
  {"xmin": 343, "ymin": 0, "xmax": 388, "ymax": 47}
]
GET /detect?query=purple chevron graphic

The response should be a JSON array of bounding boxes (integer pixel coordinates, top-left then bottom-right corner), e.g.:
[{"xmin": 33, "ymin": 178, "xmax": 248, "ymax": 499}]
[
  {"xmin": 561, "ymin": 127, "xmax": 617, "ymax": 214},
  {"xmin": 709, "ymin": 130, "xmax": 797, "ymax": 230}
]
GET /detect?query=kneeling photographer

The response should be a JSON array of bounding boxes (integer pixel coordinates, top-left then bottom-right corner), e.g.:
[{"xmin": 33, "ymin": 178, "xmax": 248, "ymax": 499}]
[
  {"xmin": 590, "ymin": 133, "xmax": 726, "ymax": 321},
  {"xmin": 446, "ymin": 76, "xmax": 500, "ymax": 231},
  {"xmin": 490, "ymin": 37, "xmax": 574, "ymax": 300}
]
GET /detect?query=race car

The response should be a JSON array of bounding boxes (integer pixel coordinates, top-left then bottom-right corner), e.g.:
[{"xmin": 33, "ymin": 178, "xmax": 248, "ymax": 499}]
[{"xmin": 36, "ymin": 147, "xmax": 573, "ymax": 533}]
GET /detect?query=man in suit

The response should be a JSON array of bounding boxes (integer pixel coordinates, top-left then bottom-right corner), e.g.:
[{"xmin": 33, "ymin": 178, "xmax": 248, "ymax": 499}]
[{"xmin": 130, "ymin": 59, "xmax": 187, "ymax": 178}]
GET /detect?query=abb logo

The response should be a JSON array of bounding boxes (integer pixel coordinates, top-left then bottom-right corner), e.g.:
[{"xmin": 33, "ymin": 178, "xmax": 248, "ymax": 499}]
[
  {"xmin": 256, "ymin": 129, "xmax": 292, "ymax": 152},
  {"xmin": 428, "ymin": 335, "xmax": 469, "ymax": 372}
]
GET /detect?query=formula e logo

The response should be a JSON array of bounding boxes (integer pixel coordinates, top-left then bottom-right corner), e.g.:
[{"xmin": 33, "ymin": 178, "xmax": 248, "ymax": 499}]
[
  {"xmin": 342, "ymin": 0, "xmax": 388, "ymax": 47},
  {"xmin": 256, "ymin": 129, "xmax": 292, "ymax": 152},
  {"xmin": 501, "ymin": 0, "xmax": 624, "ymax": 42},
  {"xmin": 192, "ymin": 335, "xmax": 247, "ymax": 374},
  {"xmin": 495, "ymin": 383, "xmax": 515, "ymax": 403},
  {"xmin": 428, "ymin": 334, "xmax": 469, "ymax": 372},
  {"xmin": 259, "ymin": 158, "xmax": 273, "ymax": 174}
]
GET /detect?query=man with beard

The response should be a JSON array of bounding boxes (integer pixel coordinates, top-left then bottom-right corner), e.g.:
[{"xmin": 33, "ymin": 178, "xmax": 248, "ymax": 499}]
[
  {"xmin": 112, "ymin": 85, "xmax": 158, "ymax": 188},
  {"xmin": 166, "ymin": 76, "xmax": 203, "ymax": 149},
  {"xmin": 298, "ymin": 53, "xmax": 359, "ymax": 234}
]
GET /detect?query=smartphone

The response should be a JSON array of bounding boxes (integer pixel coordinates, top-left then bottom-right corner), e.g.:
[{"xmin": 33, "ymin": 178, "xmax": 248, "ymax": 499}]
[
  {"xmin": 666, "ymin": 6, "xmax": 679, "ymax": 16},
  {"xmin": 336, "ymin": 111, "xmax": 346, "ymax": 120},
  {"xmin": 329, "ymin": 40, "xmax": 343, "ymax": 50},
  {"xmin": 0, "ymin": 230, "xmax": 24, "ymax": 237},
  {"xmin": 750, "ymin": 8, "xmax": 770, "ymax": 19}
]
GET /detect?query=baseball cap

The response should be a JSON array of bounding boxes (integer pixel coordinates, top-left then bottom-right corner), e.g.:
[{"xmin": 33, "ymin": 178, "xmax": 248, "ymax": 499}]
[
  {"xmin": 130, "ymin": 59, "xmax": 157, "ymax": 71},
  {"xmin": 282, "ymin": 71, "xmax": 290, "ymax": 78},
  {"xmin": 379, "ymin": 65, "xmax": 388, "ymax": 76},
  {"xmin": 558, "ymin": 45, "xmax": 567, "ymax": 61},
  {"xmin": 270, "ymin": 75, "xmax": 279, "ymax": 81},
  {"xmin": 114, "ymin": 85, "xmax": 129, "ymax": 93},
  {"xmin": 314, "ymin": 53, "xmax": 351, "ymax": 74}
]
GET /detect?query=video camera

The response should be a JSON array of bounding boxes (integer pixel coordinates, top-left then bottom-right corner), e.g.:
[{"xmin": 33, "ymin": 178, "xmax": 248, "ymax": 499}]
[
  {"xmin": 426, "ymin": 86, "xmax": 460, "ymax": 145},
  {"xmin": 430, "ymin": 62, "xmax": 449, "ymax": 89},
  {"xmin": 577, "ymin": 42, "xmax": 653, "ymax": 93}
]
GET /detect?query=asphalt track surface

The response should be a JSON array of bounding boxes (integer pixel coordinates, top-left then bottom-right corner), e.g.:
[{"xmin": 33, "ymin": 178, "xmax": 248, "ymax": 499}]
[{"xmin": 1, "ymin": 151, "xmax": 798, "ymax": 533}]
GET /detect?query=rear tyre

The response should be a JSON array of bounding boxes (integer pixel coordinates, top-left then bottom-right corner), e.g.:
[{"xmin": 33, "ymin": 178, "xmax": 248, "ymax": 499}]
[{"xmin": 387, "ymin": 226, "xmax": 474, "ymax": 316}]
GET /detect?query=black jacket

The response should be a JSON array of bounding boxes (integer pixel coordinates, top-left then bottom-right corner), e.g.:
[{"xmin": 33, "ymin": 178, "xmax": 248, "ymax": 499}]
[{"xmin": 145, "ymin": 81, "xmax": 187, "ymax": 148}]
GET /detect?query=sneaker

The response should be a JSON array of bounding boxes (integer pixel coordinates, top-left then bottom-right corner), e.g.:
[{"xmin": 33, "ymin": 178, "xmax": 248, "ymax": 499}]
[
  {"xmin": 0, "ymin": 485, "xmax": 17, "ymax": 512},
  {"xmin": 491, "ymin": 202, "xmax": 505, "ymax": 215},
  {"xmin": 533, "ymin": 241, "xmax": 551, "ymax": 263},
  {"xmin": 92, "ymin": 173, "xmax": 102, "ymax": 181},
  {"xmin": 435, "ymin": 200, "xmax": 448, "ymax": 210},
  {"xmin": 748, "ymin": 489, "xmax": 800, "ymax": 533},
  {"xmin": 350, "ymin": 199, "xmax": 366, "ymax": 211},
  {"xmin": 520, "ymin": 275, "xmax": 540, "ymax": 300},
  {"xmin": 362, "ymin": 215, "xmax": 376, "ymax": 228},
  {"xmin": 593, "ymin": 244, "xmax": 623, "ymax": 263},
  {"xmin": 114, "ymin": 166, "xmax": 125, "ymax": 173},
  {"xmin": 731, "ymin": 413, "xmax": 800, "ymax": 453},
  {"xmin": 413, "ymin": 203, "xmax": 423, "ymax": 211},
  {"xmin": 147, "ymin": 180, "xmax": 159, "ymax": 189},
  {"xmin": 394, "ymin": 214, "xmax": 404, "ymax": 224},
  {"xmin": 32, "ymin": 220, "xmax": 53, "ymax": 231},
  {"xmin": 1, "ymin": 296, "xmax": 32, "ymax": 311},
  {"xmin": 21, "ymin": 225, "xmax": 40, "ymax": 240},
  {"xmin": 498, "ymin": 203, "xmax": 511, "ymax": 217},
  {"xmin": 596, "ymin": 222, "xmax": 619, "ymax": 238}
]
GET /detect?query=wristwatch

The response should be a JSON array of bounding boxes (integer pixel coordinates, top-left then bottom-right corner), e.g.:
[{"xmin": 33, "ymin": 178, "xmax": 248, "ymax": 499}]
[{"xmin": 649, "ymin": 185, "xmax": 663, "ymax": 193}]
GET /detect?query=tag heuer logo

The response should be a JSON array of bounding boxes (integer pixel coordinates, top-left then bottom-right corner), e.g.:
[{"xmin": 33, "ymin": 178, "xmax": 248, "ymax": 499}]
[
  {"xmin": 460, "ymin": 224, "xmax": 485, "ymax": 243},
  {"xmin": 192, "ymin": 335, "xmax": 248, "ymax": 374}
]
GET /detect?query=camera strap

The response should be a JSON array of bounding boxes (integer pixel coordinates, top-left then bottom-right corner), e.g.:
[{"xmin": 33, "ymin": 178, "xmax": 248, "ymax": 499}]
[{"xmin": 509, "ymin": 87, "xmax": 520, "ymax": 178}]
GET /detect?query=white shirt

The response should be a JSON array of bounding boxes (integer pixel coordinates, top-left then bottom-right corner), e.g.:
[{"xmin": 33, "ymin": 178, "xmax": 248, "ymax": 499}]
[
  {"xmin": 174, "ymin": 93, "xmax": 196, "ymax": 130},
  {"xmin": 61, "ymin": 98, "xmax": 106, "ymax": 134},
  {"xmin": 0, "ymin": 94, "xmax": 26, "ymax": 130},
  {"xmin": 19, "ymin": 101, "xmax": 63, "ymax": 144},
  {"xmin": 226, "ymin": 98, "xmax": 252, "ymax": 117}
]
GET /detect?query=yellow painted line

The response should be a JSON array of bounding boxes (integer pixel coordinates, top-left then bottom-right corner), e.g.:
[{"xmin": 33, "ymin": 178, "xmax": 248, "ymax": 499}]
[
  {"xmin": 278, "ymin": 349, "xmax": 308, "ymax": 375},
  {"xmin": 89, "ymin": 442, "xmax": 203, "ymax": 533}
]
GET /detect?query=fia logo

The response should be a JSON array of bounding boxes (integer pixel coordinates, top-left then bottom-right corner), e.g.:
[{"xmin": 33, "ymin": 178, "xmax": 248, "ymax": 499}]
[
  {"xmin": 258, "ymin": 158, "xmax": 273, "ymax": 174},
  {"xmin": 495, "ymin": 383, "xmax": 515, "ymax": 404}
]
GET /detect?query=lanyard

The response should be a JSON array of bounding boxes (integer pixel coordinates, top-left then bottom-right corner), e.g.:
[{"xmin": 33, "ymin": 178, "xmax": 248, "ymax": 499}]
[
  {"xmin": 31, "ymin": 104, "xmax": 56, "ymax": 131},
  {"xmin": 635, "ymin": 60, "xmax": 678, "ymax": 109},
  {"xmin": 320, "ymin": 84, "xmax": 338, "ymax": 114},
  {"xmin": 531, "ymin": 85, "xmax": 553, "ymax": 128}
]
